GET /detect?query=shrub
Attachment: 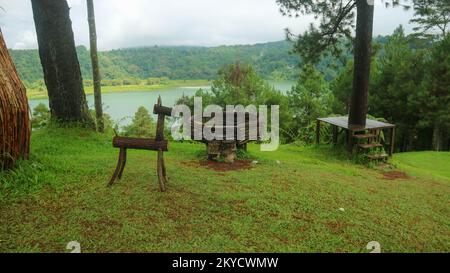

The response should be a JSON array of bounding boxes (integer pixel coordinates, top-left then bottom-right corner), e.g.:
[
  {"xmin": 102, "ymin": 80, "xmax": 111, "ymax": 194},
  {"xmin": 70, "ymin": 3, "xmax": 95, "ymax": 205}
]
[
  {"xmin": 122, "ymin": 106, "xmax": 156, "ymax": 138},
  {"xmin": 31, "ymin": 103, "xmax": 50, "ymax": 129}
]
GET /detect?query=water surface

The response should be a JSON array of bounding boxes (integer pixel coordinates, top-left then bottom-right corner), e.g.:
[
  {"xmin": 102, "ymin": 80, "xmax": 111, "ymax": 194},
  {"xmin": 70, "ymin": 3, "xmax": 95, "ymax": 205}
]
[{"xmin": 29, "ymin": 81, "xmax": 294, "ymax": 126}]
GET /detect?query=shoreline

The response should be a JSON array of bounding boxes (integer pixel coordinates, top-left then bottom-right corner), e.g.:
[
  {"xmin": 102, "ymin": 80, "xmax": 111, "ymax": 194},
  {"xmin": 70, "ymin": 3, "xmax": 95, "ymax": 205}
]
[{"xmin": 27, "ymin": 79, "xmax": 212, "ymax": 100}]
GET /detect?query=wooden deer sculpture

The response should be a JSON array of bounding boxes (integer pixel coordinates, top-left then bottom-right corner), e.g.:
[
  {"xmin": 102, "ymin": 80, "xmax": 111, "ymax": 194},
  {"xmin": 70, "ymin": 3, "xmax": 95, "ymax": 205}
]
[{"xmin": 108, "ymin": 96, "xmax": 172, "ymax": 191}]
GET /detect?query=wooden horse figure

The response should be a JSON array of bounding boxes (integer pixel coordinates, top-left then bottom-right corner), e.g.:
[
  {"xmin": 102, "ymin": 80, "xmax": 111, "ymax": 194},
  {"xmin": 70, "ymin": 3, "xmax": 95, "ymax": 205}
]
[{"xmin": 108, "ymin": 96, "xmax": 172, "ymax": 191}]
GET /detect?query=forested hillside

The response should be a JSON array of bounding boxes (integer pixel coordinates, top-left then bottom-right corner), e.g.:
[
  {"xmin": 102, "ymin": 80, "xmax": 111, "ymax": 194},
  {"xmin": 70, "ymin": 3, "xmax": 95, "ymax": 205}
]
[{"xmin": 9, "ymin": 40, "xmax": 300, "ymax": 85}]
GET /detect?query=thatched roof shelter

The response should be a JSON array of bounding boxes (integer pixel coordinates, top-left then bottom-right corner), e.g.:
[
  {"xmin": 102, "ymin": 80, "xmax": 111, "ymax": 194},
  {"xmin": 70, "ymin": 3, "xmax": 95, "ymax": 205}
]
[{"xmin": 0, "ymin": 29, "xmax": 30, "ymax": 170}]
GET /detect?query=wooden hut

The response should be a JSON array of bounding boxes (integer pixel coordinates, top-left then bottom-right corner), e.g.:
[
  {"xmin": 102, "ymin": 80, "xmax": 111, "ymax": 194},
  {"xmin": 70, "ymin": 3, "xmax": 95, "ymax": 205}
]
[{"xmin": 0, "ymin": 30, "xmax": 31, "ymax": 170}]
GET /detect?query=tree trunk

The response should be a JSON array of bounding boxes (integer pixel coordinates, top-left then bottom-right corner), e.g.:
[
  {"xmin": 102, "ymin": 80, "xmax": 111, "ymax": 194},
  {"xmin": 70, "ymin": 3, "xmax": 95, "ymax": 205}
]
[
  {"xmin": 87, "ymin": 0, "xmax": 104, "ymax": 132},
  {"xmin": 31, "ymin": 0, "xmax": 94, "ymax": 126},
  {"xmin": 348, "ymin": 0, "xmax": 374, "ymax": 128},
  {"xmin": 432, "ymin": 123, "xmax": 442, "ymax": 151}
]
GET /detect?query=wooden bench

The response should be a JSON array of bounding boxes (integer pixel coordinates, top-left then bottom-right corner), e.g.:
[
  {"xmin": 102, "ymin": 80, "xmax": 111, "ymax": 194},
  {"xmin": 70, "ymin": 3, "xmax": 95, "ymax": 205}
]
[{"xmin": 108, "ymin": 96, "xmax": 172, "ymax": 191}]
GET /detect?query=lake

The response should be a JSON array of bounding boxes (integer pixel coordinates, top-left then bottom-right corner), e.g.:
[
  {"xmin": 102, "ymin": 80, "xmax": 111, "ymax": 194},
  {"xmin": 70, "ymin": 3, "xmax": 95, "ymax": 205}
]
[{"xmin": 28, "ymin": 81, "xmax": 294, "ymax": 126}]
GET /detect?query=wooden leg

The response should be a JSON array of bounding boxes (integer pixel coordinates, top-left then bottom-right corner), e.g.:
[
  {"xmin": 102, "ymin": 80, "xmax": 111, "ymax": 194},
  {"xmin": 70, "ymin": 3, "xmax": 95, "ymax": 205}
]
[
  {"xmin": 316, "ymin": 120, "xmax": 320, "ymax": 144},
  {"xmin": 332, "ymin": 125, "xmax": 338, "ymax": 145},
  {"xmin": 347, "ymin": 130, "xmax": 354, "ymax": 152},
  {"xmin": 389, "ymin": 127, "xmax": 395, "ymax": 157},
  {"xmin": 161, "ymin": 152, "xmax": 167, "ymax": 183},
  {"xmin": 108, "ymin": 148, "xmax": 125, "ymax": 187},
  {"xmin": 157, "ymin": 149, "xmax": 166, "ymax": 192},
  {"xmin": 118, "ymin": 148, "xmax": 127, "ymax": 179}
]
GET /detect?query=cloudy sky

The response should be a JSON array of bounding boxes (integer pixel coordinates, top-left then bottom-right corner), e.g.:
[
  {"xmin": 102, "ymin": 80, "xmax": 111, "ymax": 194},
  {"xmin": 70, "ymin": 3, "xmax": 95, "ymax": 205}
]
[{"xmin": 0, "ymin": 0, "xmax": 416, "ymax": 50}]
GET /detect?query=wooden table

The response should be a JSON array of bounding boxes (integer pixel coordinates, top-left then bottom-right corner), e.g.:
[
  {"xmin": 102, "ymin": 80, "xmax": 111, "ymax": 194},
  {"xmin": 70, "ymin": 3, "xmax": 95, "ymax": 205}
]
[{"xmin": 316, "ymin": 116, "xmax": 396, "ymax": 156}]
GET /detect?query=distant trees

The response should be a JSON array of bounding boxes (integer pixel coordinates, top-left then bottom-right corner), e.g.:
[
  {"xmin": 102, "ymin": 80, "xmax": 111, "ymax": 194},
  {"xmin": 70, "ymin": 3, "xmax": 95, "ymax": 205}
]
[
  {"xmin": 414, "ymin": 36, "xmax": 450, "ymax": 151},
  {"xmin": 87, "ymin": 0, "xmax": 104, "ymax": 132},
  {"xmin": 122, "ymin": 107, "xmax": 155, "ymax": 138},
  {"xmin": 9, "ymin": 41, "xmax": 300, "ymax": 88},
  {"xmin": 31, "ymin": 0, "xmax": 93, "ymax": 126},
  {"xmin": 370, "ymin": 26, "xmax": 426, "ymax": 151}
]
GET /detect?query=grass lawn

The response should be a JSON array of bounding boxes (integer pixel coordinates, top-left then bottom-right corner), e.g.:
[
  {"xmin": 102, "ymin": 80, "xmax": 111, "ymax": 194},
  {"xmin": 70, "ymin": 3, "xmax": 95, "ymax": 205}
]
[
  {"xmin": 0, "ymin": 127, "xmax": 449, "ymax": 252},
  {"xmin": 26, "ymin": 79, "xmax": 211, "ymax": 99}
]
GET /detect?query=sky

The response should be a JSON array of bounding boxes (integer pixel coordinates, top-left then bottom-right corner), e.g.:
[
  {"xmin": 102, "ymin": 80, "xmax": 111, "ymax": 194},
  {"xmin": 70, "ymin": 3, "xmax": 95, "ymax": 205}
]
[{"xmin": 0, "ymin": 0, "xmax": 417, "ymax": 50}]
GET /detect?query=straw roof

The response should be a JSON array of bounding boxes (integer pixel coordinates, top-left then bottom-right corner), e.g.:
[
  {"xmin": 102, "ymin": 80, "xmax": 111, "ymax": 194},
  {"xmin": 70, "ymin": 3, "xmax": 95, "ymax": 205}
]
[{"xmin": 0, "ymin": 29, "xmax": 30, "ymax": 170}]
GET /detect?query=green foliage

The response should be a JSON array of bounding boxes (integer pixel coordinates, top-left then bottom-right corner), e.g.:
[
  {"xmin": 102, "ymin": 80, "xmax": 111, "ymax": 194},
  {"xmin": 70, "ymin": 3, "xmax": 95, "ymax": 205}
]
[
  {"xmin": 277, "ymin": 0, "xmax": 355, "ymax": 63},
  {"xmin": 210, "ymin": 63, "xmax": 278, "ymax": 106},
  {"xmin": 410, "ymin": 35, "xmax": 450, "ymax": 150},
  {"xmin": 330, "ymin": 46, "xmax": 380, "ymax": 115},
  {"xmin": 286, "ymin": 64, "xmax": 334, "ymax": 143},
  {"xmin": 10, "ymin": 41, "xmax": 300, "ymax": 87},
  {"xmin": 276, "ymin": 0, "xmax": 411, "ymax": 63},
  {"xmin": 330, "ymin": 60, "xmax": 353, "ymax": 114},
  {"xmin": 411, "ymin": 0, "xmax": 450, "ymax": 39},
  {"xmin": 177, "ymin": 63, "xmax": 292, "ymax": 143},
  {"xmin": 326, "ymin": 25, "xmax": 449, "ymax": 152},
  {"xmin": 88, "ymin": 109, "xmax": 114, "ymax": 132},
  {"xmin": 122, "ymin": 78, "xmax": 141, "ymax": 85},
  {"xmin": 122, "ymin": 106, "xmax": 155, "ymax": 138},
  {"xmin": 0, "ymin": 160, "xmax": 48, "ymax": 199},
  {"xmin": 370, "ymin": 26, "xmax": 428, "ymax": 151},
  {"xmin": 31, "ymin": 103, "xmax": 50, "ymax": 129}
]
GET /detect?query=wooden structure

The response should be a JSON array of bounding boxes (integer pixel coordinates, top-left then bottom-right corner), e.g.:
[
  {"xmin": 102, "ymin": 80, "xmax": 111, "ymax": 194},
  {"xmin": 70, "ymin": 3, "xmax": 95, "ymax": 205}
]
[
  {"xmin": 316, "ymin": 116, "xmax": 395, "ymax": 160},
  {"xmin": 191, "ymin": 111, "xmax": 259, "ymax": 163},
  {"xmin": 108, "ymin": 97, "xmax": 172, "ymax": 191},
  {"xmin": 0, "ymin": 30, "xmax": 31, "ymax": 170}
]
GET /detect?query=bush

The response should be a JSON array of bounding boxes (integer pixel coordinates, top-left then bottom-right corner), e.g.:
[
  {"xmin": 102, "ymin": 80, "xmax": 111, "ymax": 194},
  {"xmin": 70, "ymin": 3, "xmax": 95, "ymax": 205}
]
[
  {"xmin": 145, "ymin": 77, "xmax": 161, "ymax": 85},
  {"xmin": 286, "ymin": 64, "xmax": 334, "ymax": 144},
  {"xmin": 122, "ymin": 106, "xmax": 156, "ymax": 138},
  {"xmin": 88, "ymin": 109, "xmax": 115, "ymax": 132},
  {"xmin": 122, "ymin": 78, "xmax": 140, "ymax": 85}
]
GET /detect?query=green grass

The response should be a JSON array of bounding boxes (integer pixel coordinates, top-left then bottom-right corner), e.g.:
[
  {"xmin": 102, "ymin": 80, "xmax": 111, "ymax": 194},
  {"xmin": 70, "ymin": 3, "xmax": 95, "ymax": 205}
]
[
  {"xmin": 0, "ymin": 127, "xmax": 449, "ymax": 253},
  {"xmin": 393, "ymin": 152, "xmax": 450, "ymax": 180},
  {"xmin": 26, "ymin": 79, "xmax": 211, "ymax": 99}
]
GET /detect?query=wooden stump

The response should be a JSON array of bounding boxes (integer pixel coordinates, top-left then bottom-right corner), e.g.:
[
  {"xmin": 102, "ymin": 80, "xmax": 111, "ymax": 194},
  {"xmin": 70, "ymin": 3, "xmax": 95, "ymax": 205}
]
[{"xmin": 206, "ymin": 140, "xmax": 237, "ymax": 163}]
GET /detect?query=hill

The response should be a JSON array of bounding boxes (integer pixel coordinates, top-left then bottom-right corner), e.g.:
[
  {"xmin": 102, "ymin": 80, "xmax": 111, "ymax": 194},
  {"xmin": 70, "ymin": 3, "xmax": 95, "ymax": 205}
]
[{"xmin": 9, "ymin": 40, "xmax": 300, "ymax": 85}]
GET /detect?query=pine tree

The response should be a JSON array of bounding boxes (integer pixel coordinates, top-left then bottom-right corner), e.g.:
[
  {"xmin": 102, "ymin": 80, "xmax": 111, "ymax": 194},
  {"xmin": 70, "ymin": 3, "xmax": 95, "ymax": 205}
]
[
  {"xmin": 31, "ymin": 0, "xmax": 94, "ymax": 126},
  {"xmin": 277, "ymin": 0, "xmax": 411, "ymax": 127},
  {"xmin": 411, "ymin": 0, "xmax": 450, "ymax": 39}
]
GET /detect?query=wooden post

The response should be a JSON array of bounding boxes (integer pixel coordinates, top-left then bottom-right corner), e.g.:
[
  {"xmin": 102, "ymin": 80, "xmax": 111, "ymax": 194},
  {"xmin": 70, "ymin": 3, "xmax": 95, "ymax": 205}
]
[
  {"xmin": 389, "ymin": 127, "xmax": 395, "ymax": 157},
  {"xmin": 316, "ymin": 120, "xmax": 321, "ymax": 144},
  {"xmin": 347, "ymin": 130, "xmax": 354, "ymax": 152},
  {"xmin": 118, "ymin": 148, "xmax": 127, "ymax": 179},
  {"xmin": 332, "ymin": 125, "xmax": 338, "ymax": 145},
  {"xmin": 108, "ymin": 147, "xmax": 126, "ymax": 187},
  {"xmin": 155, "ymin": 96, "xmax": 167, "ymax": 192}
]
